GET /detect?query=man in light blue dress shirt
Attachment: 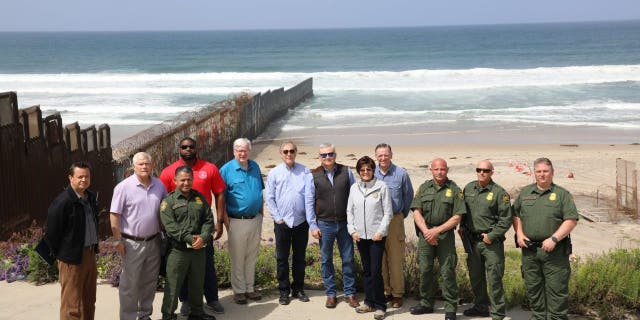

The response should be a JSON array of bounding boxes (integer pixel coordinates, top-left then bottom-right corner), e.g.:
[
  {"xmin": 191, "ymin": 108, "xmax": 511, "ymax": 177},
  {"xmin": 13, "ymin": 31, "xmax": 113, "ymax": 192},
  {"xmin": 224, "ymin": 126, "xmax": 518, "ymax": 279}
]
[
  {"xmin": 374, "ymin": 143, "xmax": 414, "ymax": 308},
  {"xmin": 266, "ymin": 141, "xmax": 318, "ymax": 306}
]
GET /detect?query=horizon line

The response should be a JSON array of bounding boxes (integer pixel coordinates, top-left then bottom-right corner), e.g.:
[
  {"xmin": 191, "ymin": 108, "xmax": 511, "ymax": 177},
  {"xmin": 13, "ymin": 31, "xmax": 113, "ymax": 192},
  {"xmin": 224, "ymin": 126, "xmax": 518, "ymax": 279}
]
[{"xmin": 1, "ymin": 18, "xmax": 638, "ymax": 33}]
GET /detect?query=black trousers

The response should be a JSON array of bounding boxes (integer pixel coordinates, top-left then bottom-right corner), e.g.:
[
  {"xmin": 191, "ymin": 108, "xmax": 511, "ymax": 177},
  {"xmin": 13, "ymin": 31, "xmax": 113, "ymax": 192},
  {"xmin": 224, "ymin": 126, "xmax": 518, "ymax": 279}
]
[
  {"xmin": 357, "ymin": 237, "xmax": 387, "ymax": 311},
  {"xmin": 274, "ymin": 221, "xmax": 309, "ymax": 294}
]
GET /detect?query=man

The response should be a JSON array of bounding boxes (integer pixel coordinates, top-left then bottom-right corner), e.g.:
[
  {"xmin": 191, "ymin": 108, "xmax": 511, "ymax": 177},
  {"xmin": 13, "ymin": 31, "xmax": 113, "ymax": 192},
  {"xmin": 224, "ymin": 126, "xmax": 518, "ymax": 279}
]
[
  {"xmin": 110, "ymin": 152, "xmax": 166, "ymax": 320},
  {"xmin": 461, "ymin": 160, "xmax": 512, "ymax": 319},
  {"xmin": 310, "ymin": 143, "xmax": 360, "ymax": 309},
  {"xmin": 160, "ymin": 166, "xmax": 215, "ymax": 320},
  {"xmin": 513, "ymin": 158, "xmax": 578, "ymax": 320},
  {"xmin": 45, "ymin": 161, "xmax": 98, "ymax": 320},
  {"xmin": 159, "ymin": 137, "xmax": 226, "ymax": 315},
  {"xmin": 374, "ymin": 143, "xmax": 414, "ymax": 308},
  {"xmin": 266, "ymin": 141, "xmax": 317, "ymax": 305},
  {"xmin": 410, "ymin": 158, "xmax": 466, "ymax": 320},
  {"xmin": 219, "ymin": 138, "xmax": 264, "ymax": 305}
]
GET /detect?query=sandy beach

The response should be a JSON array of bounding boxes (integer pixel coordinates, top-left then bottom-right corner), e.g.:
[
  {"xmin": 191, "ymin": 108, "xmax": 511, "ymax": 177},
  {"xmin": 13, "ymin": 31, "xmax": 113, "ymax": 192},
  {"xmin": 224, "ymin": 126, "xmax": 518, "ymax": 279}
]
[{"xmin": 2, "ymin": 126, "xmax": 640, "ymax": 320}]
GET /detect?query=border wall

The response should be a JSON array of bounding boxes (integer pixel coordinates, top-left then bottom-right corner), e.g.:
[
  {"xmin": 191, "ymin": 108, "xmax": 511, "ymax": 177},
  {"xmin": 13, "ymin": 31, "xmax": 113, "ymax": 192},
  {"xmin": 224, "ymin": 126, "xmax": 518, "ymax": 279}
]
[
  {"xmin": 0, "ymin": 78, "xmax": 313, "ymax": 240},
  {"xmin": 112, "ymin": 78, "xmax": 313, "ymax": 179},
  {"xmin": 0, "ymin": 92, "xmax": 113, "ymax": 239}
]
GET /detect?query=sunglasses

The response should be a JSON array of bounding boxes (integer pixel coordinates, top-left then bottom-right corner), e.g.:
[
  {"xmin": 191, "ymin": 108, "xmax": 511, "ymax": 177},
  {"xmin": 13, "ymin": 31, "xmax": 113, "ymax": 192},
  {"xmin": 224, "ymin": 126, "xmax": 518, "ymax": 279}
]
[
  {"xmin": 180, "ymin": 145, "xmax": 195, "ymax": 150},
  {"xmin": 476, "ymin": 168, "xmax": 493, "ymax": 173},
  {"xmin": 282, "ymin": 149, "xmax": 296, "ymax": 155},
  {"xmin": 319, "ymin": 152, "xmax": 335, "ymax": 158}
]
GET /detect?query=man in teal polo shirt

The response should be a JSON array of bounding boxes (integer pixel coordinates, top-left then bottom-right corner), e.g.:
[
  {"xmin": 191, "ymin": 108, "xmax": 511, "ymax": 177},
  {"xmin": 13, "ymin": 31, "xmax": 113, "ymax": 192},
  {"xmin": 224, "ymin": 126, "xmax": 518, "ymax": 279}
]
[
  {"xmin": 513, "ymin": 157, "xmax": 578, "ymax": 320},
  {"xmin": 219, "ymin": 138, "xmax": 265, "ymax": 305},
  {"xmin": 410, "ymin": 158, "xmax": 466, "ymax": 320}
]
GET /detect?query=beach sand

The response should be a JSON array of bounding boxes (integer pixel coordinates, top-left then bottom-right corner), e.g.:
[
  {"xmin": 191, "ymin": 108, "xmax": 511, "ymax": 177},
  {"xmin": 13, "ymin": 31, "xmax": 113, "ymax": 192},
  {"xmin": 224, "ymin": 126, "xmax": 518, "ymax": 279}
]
[{"xmin": 3, "ymin": 126, "xmax": 639, "ymax": 320}]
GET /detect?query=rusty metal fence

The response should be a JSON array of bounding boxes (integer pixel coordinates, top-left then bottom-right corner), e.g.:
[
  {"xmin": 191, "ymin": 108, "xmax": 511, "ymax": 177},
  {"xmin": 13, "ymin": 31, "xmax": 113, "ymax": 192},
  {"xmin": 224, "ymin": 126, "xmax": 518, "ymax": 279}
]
[
  {"xmin": 0, "ymin": 92, "xmax": 114, "ymax": 239},
  {"xmin": 0, "ymin": 78, "xmax": 313, "ymax": 239},
  {"xmin": 616, "ymin": 158, "xmax": 639, "ymax": 218},
  {"xmin": 112, "ymin": 78, "xmax": 314, "ymax": 178}
]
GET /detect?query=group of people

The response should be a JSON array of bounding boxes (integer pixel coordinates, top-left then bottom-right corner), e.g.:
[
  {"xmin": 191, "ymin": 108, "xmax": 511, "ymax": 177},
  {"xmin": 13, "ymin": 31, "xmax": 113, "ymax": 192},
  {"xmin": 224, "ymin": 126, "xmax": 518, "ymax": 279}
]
[{"xmin": 44, "ymin": 137, "xmax": 578, "ymax": 320}]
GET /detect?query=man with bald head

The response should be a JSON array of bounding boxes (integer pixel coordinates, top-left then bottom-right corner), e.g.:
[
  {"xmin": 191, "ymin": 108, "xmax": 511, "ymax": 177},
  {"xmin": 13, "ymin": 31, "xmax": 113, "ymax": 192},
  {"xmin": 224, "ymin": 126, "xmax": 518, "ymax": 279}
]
[
  {"xmin": 410, "ymin": 158, "xmax": 465, "ymax": 320},
  {"xmin": 461, "ymin": 160, "xmax": 512, "ymax": 319}
]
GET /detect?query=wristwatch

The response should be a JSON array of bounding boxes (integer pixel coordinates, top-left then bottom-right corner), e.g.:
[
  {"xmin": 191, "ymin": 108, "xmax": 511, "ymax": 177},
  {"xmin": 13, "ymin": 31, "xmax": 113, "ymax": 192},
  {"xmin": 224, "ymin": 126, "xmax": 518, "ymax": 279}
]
[{"xmin": 551, "ymin": 236, "xmax": 559, "ymax": 243}]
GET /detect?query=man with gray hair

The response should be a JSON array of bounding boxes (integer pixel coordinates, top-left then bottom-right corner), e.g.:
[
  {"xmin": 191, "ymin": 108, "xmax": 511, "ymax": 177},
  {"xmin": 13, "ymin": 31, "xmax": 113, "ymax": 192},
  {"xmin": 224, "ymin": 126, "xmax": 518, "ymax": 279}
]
[
  {"xmin": 219, "ymin": 138, "xmax": 265, "ymax": 305},
  {"xmin": 110, "ymin": 152, "xmax": 167, "ymax": 320},
  {"xmin": 311, "ymin": 143, "xmax": 359, "ymax": 309}
]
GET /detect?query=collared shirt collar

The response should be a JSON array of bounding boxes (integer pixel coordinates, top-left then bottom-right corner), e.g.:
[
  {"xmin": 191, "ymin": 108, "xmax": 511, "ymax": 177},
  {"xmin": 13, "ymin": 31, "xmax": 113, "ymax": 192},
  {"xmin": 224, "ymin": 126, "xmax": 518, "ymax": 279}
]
[{"xmin": 376, "ymin": 163, "xmax": 395, "ymax": 176}]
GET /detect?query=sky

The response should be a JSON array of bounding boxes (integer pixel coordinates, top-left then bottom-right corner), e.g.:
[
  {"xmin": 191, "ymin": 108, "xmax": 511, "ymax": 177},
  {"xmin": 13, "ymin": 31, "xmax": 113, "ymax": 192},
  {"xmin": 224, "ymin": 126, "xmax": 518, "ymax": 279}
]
[{"xmin": 2, "ymin": 0, "xmax": 640, "ymax": 32}]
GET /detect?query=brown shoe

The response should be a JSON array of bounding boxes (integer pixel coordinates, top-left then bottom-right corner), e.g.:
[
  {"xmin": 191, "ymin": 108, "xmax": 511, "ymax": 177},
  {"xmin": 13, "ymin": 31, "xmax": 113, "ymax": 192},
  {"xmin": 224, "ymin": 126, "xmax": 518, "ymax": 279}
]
[
  {"xmin": 245, "ymin": 291, "xmax": 262, "ymax": 301},
  {"xmin": 391, "ymin": 297, "xmax": 403, "ymax": 308},
  {"xmin": 345, "ymin": 295, "xmax": 360, "ymax": 308},
  {"xmin": 325, "ymin": 296, "xmax": 337, "ymax": 308}
]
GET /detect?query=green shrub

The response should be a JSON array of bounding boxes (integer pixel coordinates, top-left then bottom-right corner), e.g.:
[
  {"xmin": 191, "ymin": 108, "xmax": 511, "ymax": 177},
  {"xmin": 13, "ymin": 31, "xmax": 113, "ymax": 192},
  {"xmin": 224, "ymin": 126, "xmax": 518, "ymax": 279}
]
[
  {"xmin": 26, "ymin": 248, "xmax": 58, "ymax": 284},
  {"xmin": 570, "ymin": 248, "xmax": 640, "ymax": 318}
]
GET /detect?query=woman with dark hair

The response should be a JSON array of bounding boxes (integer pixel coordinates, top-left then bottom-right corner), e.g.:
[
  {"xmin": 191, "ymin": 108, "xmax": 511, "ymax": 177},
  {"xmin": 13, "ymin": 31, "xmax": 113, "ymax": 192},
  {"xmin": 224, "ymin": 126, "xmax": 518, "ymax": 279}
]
[{"xmin": 346, "ymin": 156, "xmax": 393, "ymax": 320}]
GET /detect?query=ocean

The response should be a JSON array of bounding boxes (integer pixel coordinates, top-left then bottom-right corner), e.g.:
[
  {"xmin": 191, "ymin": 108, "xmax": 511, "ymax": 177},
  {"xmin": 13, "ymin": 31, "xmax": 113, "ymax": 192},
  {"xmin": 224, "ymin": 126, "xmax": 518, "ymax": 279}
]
[{"xmin": 1, "ymin": 20, "xmax": 640, "ymax": 143}]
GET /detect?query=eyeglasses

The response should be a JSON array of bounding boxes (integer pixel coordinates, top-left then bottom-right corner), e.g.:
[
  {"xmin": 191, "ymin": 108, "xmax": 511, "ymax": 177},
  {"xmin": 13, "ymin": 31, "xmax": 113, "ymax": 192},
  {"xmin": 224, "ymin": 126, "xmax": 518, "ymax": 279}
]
[
  {"xmin": 476, "ymin": 168, "xmax": 493, "ymax": 173},
  {"xmin": 359, "ymin": 168, "xmax": 373, "ymax": 173},
  {"xmin": 282, "ymin": 149, "xmax": 296, "ymax": 155},
  {"xmin": 319, "ymin": 152, "xmax": 335, "ymax": 158},
  {"xmin": 180, "ymin": 145, "xmax": 195, "ymax": 150}
]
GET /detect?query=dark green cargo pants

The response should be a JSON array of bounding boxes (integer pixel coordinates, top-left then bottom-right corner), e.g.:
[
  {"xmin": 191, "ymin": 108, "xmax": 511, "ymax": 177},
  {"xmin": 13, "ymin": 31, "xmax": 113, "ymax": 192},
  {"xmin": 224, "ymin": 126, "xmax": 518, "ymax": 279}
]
[
  {"xmin": 466, "ymin": 240, "xmax": 506, "ymax": 320},
  {"xmin": 521, "ymin": 243, "xmax": 570, "ymax": 320},
  {"xmin": 417, "ymin": 230, "xmax": 458, "ymax": 313},
  {"xmin": 161, "ymin": 247, "xmax": 206, "ymax": 320}
]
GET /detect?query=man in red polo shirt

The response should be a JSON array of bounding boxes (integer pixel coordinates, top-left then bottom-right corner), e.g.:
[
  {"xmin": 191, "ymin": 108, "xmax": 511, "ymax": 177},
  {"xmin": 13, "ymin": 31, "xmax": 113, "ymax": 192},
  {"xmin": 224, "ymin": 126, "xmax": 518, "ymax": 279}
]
[{"xmin": 159, "ymin": 137, "xmax": 227, "ymax": 316}]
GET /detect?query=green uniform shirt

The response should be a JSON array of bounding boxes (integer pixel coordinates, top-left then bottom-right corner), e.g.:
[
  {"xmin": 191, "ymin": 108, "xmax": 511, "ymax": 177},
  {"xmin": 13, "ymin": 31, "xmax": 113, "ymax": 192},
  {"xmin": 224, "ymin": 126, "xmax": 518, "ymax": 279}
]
[
  {"xmin": 513, "ymin": 183, "xmax": 578, "ymax": 241},
  {"xmin": 463, "ymin": 180, "xmax": 513, "ymax": 242},
  {"xmin": 411, "ymin": 179, "xmax": 466, "ymax": 226},
  {"xmin": 160, "ymin": 189, "xmax": 214, "ymax": 246}
]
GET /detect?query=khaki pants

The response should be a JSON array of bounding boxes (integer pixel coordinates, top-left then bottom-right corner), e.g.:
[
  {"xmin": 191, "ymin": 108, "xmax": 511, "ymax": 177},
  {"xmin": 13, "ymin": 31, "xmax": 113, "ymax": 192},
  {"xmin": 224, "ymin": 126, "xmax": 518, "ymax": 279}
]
[
  {"xmin": 382, "ymin": 213, "xmax": 405, "ymax": 297},
  {"xmin": 228, "ymin": 214, "xmax": 263, "ymax": 294},
  {"xmin": 58, "ymin": 248, "xmax": 97, "ymax": 320}
]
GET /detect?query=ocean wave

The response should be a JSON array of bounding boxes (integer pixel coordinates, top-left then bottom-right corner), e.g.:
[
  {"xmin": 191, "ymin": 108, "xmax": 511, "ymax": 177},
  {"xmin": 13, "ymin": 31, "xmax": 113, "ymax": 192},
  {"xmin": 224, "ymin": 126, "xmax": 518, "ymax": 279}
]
[{"xmin": 2, "ymin": 64, "xmax": 640, "ymax": 93}]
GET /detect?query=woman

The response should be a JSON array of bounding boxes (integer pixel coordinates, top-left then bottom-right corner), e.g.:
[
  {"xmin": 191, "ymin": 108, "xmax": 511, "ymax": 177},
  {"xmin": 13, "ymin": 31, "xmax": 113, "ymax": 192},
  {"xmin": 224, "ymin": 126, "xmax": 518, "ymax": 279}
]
[{"xmin": 346, "ymin": 156, "xmax": 393, "ymax": 320}]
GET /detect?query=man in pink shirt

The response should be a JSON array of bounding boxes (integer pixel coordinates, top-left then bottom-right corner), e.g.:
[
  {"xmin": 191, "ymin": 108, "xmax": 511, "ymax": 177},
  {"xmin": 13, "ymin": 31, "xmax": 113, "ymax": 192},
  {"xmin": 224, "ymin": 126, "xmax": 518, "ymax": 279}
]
[
  {"xmin": 110, "ymin": 152, "xmax": 167, "ymax": 320},
  {"xmin": 159, "ymin": 137, "xmax": 227, "ymax": 315}
]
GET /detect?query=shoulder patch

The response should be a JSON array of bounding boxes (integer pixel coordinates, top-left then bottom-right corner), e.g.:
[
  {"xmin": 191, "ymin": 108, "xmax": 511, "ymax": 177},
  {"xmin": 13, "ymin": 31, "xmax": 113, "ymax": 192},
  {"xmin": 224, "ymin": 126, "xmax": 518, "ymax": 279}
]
[
  {"xmin": 160, "ymin": 200, "xmax": 167, "ymax": 212},
  {"xmin": 458, "ymin": 191, "xmax": 464, "ymax": 199},
  {"xmin": 502, "ymin": 193, "xmax": 510, "ymax": 202}
]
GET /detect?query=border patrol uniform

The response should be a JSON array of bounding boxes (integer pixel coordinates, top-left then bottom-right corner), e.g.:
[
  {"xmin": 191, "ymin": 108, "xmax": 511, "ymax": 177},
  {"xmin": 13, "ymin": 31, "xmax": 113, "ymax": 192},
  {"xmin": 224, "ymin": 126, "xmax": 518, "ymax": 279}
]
[
  {"xmin": 410, "ymin": 179, "xmax": 466, "ymax": 313},
  {"xmin": 160, "ymin": 190, "xmax": 214, "ymax": 320},
  {"xmin": 513, "ymin": 183, "xmax": 578, "ymax": 320},
  {"xmin": 463, "ymin": 180, "xmax": 512, "ymax": 319}
]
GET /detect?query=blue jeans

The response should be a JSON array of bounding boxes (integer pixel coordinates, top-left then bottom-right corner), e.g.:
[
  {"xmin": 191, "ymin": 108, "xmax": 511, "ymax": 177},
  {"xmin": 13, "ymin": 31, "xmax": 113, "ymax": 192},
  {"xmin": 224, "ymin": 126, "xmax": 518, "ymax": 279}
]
[{"xmin": 318, "ymin": 220, "xmax": 356, "ymax": 297}]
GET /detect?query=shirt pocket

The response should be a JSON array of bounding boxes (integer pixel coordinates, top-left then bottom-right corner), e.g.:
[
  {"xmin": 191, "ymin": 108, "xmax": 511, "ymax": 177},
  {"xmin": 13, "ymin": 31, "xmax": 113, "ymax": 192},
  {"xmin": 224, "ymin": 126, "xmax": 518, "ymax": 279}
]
[{"xmin": 421, "ymin": 194, "xmax": 435, "ymax": 212}]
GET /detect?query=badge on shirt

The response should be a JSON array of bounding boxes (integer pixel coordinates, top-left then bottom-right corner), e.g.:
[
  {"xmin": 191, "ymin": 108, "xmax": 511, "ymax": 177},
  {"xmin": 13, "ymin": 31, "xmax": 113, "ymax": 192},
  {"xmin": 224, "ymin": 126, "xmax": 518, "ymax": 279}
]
[
  {"xmin": 445, "ymin": 189, "xmax": 453, "ymax": 198},
  {"xmin": 198, "ymin": 171, "xmax": 208, "ymax": 180},
  {"xmin": 486, "ymin": 192, "xmax": 494, "ymax": 201},
  {"xmin": 195, "ymin": 197, "xmax": 203, "ymax": 205},
  {"xmin": 549, "ymin": 193, "xmax": 557, "ymax": 201},
  {"xmin": 371, "ymin": 191, "xmax": 380, "ymax": 199}
]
